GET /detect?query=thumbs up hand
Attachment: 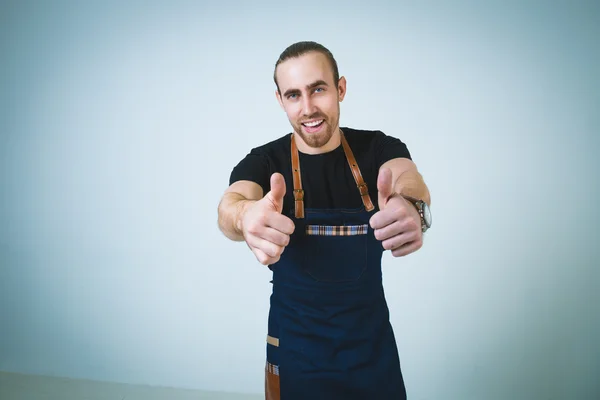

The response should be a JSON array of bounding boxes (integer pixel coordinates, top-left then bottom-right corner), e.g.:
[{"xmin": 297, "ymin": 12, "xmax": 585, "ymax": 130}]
[
  {"xmin": 241, "ymin": 173, "xmax": 295, "ymax": 266},
  {"xmin": 369, "ymin": 168, "xmax": 423, "ymax": 257}
]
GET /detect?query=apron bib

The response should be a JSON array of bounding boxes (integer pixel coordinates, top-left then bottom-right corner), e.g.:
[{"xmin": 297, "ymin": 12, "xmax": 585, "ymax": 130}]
[{"xmin": 264, "ymin": 131, "xmax": 406, "ymax": 400}]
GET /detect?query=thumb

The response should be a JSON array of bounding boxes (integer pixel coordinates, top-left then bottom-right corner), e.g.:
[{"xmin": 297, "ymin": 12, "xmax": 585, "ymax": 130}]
[
  {"xmin": 266, "ymin": 173, "xmax": 286, "ymax": 212},
  {"xmin": 377, "ymin": 168, "xmax": 394, "ymax": 208}
]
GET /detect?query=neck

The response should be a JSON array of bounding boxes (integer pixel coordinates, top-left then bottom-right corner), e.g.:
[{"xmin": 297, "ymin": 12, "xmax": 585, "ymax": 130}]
[{"xmin": 293, "ymin": 126, "xmax": 342, "ymax": 155}]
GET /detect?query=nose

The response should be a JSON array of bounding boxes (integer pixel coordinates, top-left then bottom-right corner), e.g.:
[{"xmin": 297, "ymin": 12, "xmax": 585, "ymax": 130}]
[{"xmin": 301, "ymin": 96, "xmax": 317, "ymax": 116}]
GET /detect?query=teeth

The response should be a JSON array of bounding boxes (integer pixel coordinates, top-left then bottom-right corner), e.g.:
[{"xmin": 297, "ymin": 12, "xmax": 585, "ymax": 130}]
[{"xmin": 303, "ymin": 120, "xmax": 323, "ymax": 127}]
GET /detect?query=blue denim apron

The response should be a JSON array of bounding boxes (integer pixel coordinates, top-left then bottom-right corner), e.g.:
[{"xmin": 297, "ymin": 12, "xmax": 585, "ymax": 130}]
[{"xmin": 265, "ymin": 132, "xmax": 406, "ymax": 400}]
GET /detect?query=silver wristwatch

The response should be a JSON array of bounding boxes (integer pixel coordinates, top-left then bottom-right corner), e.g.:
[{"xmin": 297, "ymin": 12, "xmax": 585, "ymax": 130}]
[{"xmin": 402, "ymin": 195, "xmax": 432, "ymax": 233}]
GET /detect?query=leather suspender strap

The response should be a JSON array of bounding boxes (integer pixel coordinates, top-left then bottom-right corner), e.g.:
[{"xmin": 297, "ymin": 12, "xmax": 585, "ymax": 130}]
[
  {"xmin": 290, "ymin": 134, "xmax": 305, "ymax": 218},
  {"xmin": 340, "ymin": 131, "xmax": 375, "ymax": 212},
  {"xmin": 290, "ymin": 130, "xmax": 375, "ymax": 218}
]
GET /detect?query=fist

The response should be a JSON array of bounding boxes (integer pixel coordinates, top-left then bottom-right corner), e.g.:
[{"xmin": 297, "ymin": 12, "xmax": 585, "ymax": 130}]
[
  {"xmin": 369, "ymin": 168, "xmax": 423, "ymax": 257},
  {"xmin": 241, "ymin": 173, "xmax": 295, "ymax": 265}
]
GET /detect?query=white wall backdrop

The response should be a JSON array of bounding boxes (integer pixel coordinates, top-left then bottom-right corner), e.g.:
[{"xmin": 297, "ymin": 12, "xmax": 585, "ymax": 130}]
[{"xmin": 1, "ymin": 1, "xmax": 598, "ymax": 399}]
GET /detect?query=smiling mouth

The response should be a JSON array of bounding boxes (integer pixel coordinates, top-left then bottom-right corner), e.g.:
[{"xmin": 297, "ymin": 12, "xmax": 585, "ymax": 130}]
[{"xmin": 302, "ymin": 119, "xmax": 324, "ymax": 128}]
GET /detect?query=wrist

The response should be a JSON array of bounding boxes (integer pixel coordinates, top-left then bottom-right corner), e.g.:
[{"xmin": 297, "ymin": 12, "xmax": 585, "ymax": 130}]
[
  {"xmin": 394, "ymin": 172, "xmax": 431, "ymax": 207},
  {"xmin": 235, "ymin": 199, "xmax": 255, "ymax": 235},
  {"xmin": 400, "ymin": 194, "xmax": 432, "ymax": 233}
]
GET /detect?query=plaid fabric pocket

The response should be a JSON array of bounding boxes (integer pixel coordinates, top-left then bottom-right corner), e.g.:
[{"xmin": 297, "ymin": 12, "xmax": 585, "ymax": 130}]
[
  {"xmin": 266, "ymin": 361, "xmax": 280, "ymax": 376},
  {"xmin": 265, "ymin": 335, "xmax": 280, "ymax": 400},
  {"xmin": 265, "ymin": 360, "xmax": 280, "ymax": 400},
  {"xmin": 305, "ymin": 224, "xmax": 368, "ymax": 236}
]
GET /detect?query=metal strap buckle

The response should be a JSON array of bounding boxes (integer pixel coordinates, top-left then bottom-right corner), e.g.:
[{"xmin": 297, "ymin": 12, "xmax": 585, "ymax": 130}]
[
  {"xmin": 293, "ymin": 189, "xmax": 304, "ymax": 201},
  {"xmin": 357, "ymin": 183, "xmax": 369, "ymax": 196}
]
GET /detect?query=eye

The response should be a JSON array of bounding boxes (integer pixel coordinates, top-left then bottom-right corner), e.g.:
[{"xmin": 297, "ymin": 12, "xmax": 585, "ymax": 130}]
[
  {"xmin": 288, "ymin": 93, "xmax": 298, "ymax": 100},
  {"xmin": 314, "ymin": 87, "xmax": 324, "ymax": 93}
]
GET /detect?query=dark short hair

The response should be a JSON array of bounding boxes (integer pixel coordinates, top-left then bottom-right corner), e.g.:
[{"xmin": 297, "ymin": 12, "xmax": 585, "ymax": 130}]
[{"xmin": 273, "ymin": 41, "xmax": 340, "ymax": 93}]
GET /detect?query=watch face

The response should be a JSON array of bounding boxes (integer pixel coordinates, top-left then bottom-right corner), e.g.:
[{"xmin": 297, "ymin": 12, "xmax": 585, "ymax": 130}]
[{"xmin": 422, "ymin": 202, "xmax": 432, "ymax": 227}]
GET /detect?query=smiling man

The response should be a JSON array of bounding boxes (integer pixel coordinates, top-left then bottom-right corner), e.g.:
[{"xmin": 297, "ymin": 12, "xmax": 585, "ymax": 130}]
[{"xmin": 217, "ymin": 41, "xmax": 432, "ymax": 400}]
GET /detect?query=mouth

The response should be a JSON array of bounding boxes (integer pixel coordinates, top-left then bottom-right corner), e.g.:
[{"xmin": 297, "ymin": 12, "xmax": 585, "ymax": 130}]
[{"xmin": 301, "ymin": 119, "xmax": 325, "ymax": 133}]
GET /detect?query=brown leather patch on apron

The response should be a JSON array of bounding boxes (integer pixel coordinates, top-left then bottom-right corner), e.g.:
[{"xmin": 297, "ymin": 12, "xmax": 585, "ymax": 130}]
[{"xmin": 265, "ymin": 361, "xmax": 280, "ymax": 400}]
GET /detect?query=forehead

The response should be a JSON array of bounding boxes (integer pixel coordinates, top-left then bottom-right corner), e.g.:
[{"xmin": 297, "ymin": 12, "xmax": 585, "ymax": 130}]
[{"xmin": 276, "ymin": 51, "xmax": 335, "ymax": 91}]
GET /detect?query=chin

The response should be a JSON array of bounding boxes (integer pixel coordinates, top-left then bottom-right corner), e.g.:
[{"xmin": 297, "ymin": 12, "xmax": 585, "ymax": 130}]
[
  {"xmin": 302, "ymin": 132, "xmax": 331, "ymax": 148},
  {"xmin": 296, "ymin": 126, "xmax": 334, "ymax": 149}
]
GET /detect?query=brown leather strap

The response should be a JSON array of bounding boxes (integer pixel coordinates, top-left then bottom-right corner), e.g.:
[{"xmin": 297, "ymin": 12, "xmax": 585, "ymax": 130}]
[
  {"xmin": 290, "ymin": 135, "xmax": 305, "ymax": 218},
  {"xmin": 340, "ymin": 131, "xmax": 375, "ymax": 211},
  {"xmin": 290, "ymin": 130, "xmax": 375, "ymax": 218}
]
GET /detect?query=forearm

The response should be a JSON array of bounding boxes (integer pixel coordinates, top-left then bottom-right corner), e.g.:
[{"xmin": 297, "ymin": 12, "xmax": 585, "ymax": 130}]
[
  {"xmin": 394, "ymin": 169, "xmax": 431, "ymax": 206},
  {"xmin": 217, "ymin": 192, "xmax": 256, "ymax": 242}
]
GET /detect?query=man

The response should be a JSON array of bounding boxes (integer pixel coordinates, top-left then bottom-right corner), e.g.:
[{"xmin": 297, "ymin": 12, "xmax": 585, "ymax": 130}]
[{"xmin": 217, "ymin": 41, "xmax": 432, "ymax": 400}]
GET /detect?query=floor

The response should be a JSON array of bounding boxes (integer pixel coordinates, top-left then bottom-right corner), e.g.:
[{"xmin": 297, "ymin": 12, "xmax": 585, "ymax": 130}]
[{"xmin": 0, "ymin": 371, "xmax": 263, "ymax": 400}]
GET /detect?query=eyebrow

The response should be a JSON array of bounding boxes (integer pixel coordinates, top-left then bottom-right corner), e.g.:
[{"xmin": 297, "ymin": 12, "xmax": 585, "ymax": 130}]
[{"xmin": 283, "ymin": 80, "xmax": 329, "ymax": 98}]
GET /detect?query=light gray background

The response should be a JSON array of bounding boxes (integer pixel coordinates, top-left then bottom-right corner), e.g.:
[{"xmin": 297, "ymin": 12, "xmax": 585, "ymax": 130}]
[{"xmin": 1, "ymin": 1, "xmax": 598, "ymax": 399}]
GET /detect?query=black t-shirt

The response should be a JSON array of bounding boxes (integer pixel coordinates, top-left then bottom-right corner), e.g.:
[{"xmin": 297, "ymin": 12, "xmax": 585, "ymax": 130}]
[{"xmin": 229, "ymin": 127, "xmax": 412, "ymax": 214}]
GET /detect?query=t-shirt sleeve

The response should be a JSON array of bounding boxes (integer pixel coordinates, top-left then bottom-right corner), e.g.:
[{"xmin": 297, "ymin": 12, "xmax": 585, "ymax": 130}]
[
  {"xmin": 229, "ymin": 147, "xmax": 271, "ymax": 195},
  {"xmin": 375, "ymin": 131, "xmax": 412, "ymax": 169}
]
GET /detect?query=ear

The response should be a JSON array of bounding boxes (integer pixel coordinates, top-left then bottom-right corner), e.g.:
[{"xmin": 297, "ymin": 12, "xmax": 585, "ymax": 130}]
[
  {"xmin": 337, "ymin": 76, "xmax": 347, "ymax": 102},
  {"xmin": 275, "ymin": 90, "xmax": 285, "ymax": 110}
]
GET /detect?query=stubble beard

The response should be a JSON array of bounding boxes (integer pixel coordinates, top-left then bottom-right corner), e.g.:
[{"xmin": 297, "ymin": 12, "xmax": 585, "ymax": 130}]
[
  {"xmin": 293, "ymin": 110, "xmax": 340, "ymax": 149},
  {"xmin": 295, "ymin": 123, "xmax": 332, "ymax": 148}
]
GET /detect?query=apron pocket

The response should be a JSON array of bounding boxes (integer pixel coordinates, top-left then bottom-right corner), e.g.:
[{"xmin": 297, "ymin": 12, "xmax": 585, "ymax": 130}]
[
  {"xmin": 265, "ymin": 335, "xmax": 280, "ymax": 400},
  {"xmin": 303, "ymin": 224, "xmax": 368, "ymax": 282}
]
